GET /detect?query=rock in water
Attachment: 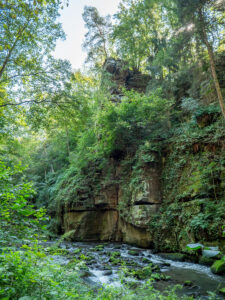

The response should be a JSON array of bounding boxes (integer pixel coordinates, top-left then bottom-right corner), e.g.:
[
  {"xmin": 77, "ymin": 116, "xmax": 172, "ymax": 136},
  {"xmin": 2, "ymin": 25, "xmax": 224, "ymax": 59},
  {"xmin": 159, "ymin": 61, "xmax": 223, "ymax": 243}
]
[
  {"xmin": 202, "ymin": 249, "xmax": 221, "ymax": 259},
  {"xmin": 211, "ymin": 258, "xmax": 225, "ymax": 275}
]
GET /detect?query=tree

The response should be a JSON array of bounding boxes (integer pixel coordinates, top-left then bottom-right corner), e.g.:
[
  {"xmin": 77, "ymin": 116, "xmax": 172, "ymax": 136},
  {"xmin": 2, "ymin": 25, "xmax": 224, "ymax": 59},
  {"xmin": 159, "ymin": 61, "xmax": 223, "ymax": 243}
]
[
  {"xmin": 82, "ymin": 6, "xmax": 112, "ymax": 68},
  {"xmin": 175, "ymin": 0, "xmax": 225, "ymax": 117},
  {"xmin": 112, "ymin": 0, "xmax": 169, "ymax": 72},
  {"xmin": 0, "ymin": 0, "xmax": 71, "ymax": 107}
]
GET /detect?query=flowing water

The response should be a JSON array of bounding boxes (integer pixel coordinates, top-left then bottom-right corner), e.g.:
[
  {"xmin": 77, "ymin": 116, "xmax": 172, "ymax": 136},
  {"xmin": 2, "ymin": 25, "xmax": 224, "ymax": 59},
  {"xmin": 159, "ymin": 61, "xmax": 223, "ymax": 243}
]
[{"xmin": 45, "ymin": 241, "xmax": 225, "ymax": 299}]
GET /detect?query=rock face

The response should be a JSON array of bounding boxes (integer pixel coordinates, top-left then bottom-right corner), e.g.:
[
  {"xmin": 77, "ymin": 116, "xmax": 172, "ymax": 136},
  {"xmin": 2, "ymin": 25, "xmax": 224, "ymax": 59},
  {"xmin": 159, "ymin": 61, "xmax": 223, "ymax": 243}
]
[
  {"xmin": 94, "ymin": 184, "xmax": 118, "ymax": 208},
  {"xmin": 117, "ymin": 218, "xmax": 153, "ymax": 248},
  {"xmin": 60, "ymin": 162, "xmax": 161, "ymax": 248},
  {"xmin": 103, "ymin": 58, "xmax": 151, "ymax": 94},
  {"xmin": 63, "ymin": 210, "xmax": 118, "ymax": 241}
]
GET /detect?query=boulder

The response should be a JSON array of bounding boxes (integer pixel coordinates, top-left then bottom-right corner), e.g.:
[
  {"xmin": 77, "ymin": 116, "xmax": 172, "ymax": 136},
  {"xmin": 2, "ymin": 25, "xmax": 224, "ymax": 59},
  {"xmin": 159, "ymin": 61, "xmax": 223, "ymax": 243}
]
[
  {"xmin": 159, "ymin": 253, "xmax": 186, "ymax": 262},
  {"xmin": 199, "ymin": 256, "xmax": 215, "ymax": 266},
  {"xmin": 202, "ymin": 249, "xmax": 221, "ymax": 259},
  {"xmin": 185, "ymin": 243, "xmax": 203, "ymax": 255},
  {"xmin": 103, "ymin": 270, "xmax": 113, "ymax": 276},
  {"xmin": 128, "ymin": 250, "xmax": 139, "ymax": 256},
  {"xmin": 135, "ymin": 266, "xmax": 152, "ymax": 280},
  {"xmin": 211, "ymin": 258, "xmax": 225, "ymax": 275}
]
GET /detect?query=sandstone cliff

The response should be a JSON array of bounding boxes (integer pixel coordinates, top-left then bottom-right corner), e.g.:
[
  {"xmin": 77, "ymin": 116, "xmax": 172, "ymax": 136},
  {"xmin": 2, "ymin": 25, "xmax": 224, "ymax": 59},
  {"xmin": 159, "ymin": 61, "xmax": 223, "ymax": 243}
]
[{"xmin": 56, "ymin": 59, "xmax": 225, "ymax": 252}]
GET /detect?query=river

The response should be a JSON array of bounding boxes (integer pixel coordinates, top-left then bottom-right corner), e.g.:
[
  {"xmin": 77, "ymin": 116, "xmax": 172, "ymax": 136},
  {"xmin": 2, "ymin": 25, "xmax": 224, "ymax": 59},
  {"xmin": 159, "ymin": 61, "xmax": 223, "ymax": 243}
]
[{"xmin": 45, "ymin": 241, "xmax": 225, "ymax": 299}]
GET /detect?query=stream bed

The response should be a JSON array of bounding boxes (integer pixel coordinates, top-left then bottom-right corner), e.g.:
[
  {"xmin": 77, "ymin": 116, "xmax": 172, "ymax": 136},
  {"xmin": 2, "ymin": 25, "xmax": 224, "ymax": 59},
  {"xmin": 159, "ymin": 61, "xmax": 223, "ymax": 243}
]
[{"xmin": 45, "ymin": 241, "xmax": 225, "ymax": 299}]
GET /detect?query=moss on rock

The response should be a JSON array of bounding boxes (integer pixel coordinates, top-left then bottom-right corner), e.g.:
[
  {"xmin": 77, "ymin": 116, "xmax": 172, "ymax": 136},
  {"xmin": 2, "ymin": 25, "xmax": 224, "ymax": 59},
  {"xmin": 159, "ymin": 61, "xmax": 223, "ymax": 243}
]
[
  {"xmin": 159, "ymin": 253, "xmax": 186, "ymax": 262},
  {"xmin": 211, "ymin": 258, "xmax": 225, "ymax": 275}
]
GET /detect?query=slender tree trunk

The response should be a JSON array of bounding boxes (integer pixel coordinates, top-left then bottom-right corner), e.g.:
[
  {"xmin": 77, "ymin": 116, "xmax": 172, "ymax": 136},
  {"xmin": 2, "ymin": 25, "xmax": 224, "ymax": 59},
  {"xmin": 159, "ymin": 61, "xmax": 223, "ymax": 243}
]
[
  {"xmin": 198, "ymin": 9, "xmax": 225, "ymax": 118},
  {"xmin": 206, "ymin": 43, "xmax": 225, "ymax": 118}
]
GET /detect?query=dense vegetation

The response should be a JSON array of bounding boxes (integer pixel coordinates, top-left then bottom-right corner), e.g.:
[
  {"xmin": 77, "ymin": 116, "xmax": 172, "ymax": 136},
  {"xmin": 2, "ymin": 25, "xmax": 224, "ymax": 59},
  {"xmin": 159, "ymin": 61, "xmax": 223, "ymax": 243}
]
[{"xmin": 0, "ymin": 0, "xmax": 224, "ymax": 298}]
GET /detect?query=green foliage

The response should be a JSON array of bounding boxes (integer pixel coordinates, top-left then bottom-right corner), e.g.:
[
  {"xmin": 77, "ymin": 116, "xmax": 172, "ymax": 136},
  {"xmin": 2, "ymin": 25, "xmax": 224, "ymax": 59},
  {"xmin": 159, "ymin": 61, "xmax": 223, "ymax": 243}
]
[
  {"xmin": 0, "ymin": 160, "xmax": 47, "ymax": 247},
  {"xmin": 112, "ymin": 0, "xmax": 169, "ymax": 71},
  {"xmin": 0, "ymin": 0, "xmax": 71, "ymax": 108},
  {"xmin": 149, "ymin": 114, "xmax": 225, "ymax": 250},
  {"xmin": 35, "ymin": 87, "xmax": 173, "ymax": 210},
  {"xmin": 0, "ymin": 245, "xmax": 92, "ymax": 300},
  {"xmin": 0, "ymin": 2, "xmax": 224, "ymax": 298},
  {"xmin": 95, "ymin": 89, "xmax": 173, "ymax": 156}
]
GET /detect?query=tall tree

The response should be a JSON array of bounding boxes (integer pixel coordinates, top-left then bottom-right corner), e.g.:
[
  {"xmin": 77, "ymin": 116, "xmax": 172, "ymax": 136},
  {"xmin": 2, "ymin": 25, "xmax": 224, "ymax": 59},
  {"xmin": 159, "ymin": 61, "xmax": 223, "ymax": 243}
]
[
  {"xmin": 82, "ymin": 6, "xmax": 112, "ymax": 68},
  {"xmin": 175, "ymin": 0, "xmax": 225, "ymax": 117}
]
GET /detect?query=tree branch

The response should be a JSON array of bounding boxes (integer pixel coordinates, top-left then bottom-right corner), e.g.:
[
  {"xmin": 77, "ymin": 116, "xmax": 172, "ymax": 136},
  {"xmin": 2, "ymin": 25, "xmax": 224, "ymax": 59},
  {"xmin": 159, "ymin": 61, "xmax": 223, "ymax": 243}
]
[
  {"xmin": 0, "ymin": 98, "xmax": 76, "ymax": 108},
  {"xmin": 0, "ymin": 18, "xmax": 30, "ymax": 80}
]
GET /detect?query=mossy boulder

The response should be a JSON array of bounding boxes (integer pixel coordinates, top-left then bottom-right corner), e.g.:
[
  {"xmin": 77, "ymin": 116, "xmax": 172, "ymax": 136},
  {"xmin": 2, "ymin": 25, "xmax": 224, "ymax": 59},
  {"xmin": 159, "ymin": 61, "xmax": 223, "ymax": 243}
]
[
  {"xmin": 128, "ymin": 250, "xmax": 139, "ymax": 256},
  {"xmin": 184, "ymin": 280, "xmax": 193, "ymax": 287},
  {"xmin": 219, "ymin": 288, "xmax": 225, "ymax": 295},
  {"xmin": 159, "ymin": 253, "xmax": 186, "ymax": 262},
  {"xmin": 109, "ymin": 252, "xmax": 123, "ymax": 265},
  {"xmin": 73, "ymin": 248, "xmax": 82, "ymax": 255},
  {"xmin": 46, "ymin": 247, "xmax": 70, "ymax": 255},
  {"xmin": 211, "ymin": 258, "xmax": 225, "ymax": 275},
  {"xmin": 151, "ymin": 273, "xmax": 161, "ymax": 281},
  {"xmin": 142, "ymin": 257, "xmax": 151, "ymax": 264},
  {"xmin": 94, "ymin": 245, "xmax": 104, "ymax": 251},
  {"xmin": 125, "ymin": 260, "xmax": 139, "ymax": 267},
  {"xmin": 110, "ymin": 251, "xmax": 121, "ymax": 258},
  {"xmin": 135, "ymin": 266, "xmax": 152, "ymax": 279},
  {"xmin": 160, "ymin": 275, "xmax": 171, "ymax": 281},
  {"xmin": 109, "ymin": 258, "xmax": 120, "ymax": 265},
  {"xmin": 199, "ymin": 256, "xmax": 215, "ymax": 266},
  {"xmin": 185, "ymin": 243, "xmax": 203, "ymax": 255}
]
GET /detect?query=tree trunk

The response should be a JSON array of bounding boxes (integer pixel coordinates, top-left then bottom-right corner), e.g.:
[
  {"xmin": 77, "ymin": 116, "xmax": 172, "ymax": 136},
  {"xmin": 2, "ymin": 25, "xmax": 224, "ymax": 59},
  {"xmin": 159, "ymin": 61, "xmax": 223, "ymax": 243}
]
[{"xmin": 198, "ymin": 9, "xmax": 225, "ymax": 118}]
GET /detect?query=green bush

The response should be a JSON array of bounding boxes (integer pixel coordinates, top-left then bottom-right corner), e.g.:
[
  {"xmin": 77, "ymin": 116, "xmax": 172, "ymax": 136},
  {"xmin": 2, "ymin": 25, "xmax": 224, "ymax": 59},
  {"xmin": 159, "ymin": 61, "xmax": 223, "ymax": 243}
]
[{"xmin": 0, "ymin": 160, "xmax": 47, "ymax": 247}]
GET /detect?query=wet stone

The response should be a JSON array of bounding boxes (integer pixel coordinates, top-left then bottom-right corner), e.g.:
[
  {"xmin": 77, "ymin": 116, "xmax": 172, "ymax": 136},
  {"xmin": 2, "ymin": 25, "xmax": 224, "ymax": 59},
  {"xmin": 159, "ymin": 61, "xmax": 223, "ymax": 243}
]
[
  {"xmin": 142, "ymin": 257, "xmax": 151, "ymax": 264},
  {"xmin": 103, "ymin": 270, "xmax": 113, "ymax": 276},
  {"xmin": 199, "ymin": 256, "xmax": 215, "ymax": 266},
  {"xmin": 80, "ymin": 270, "xmax": 92, "ymax": 278},
  {"xmin": 202, "ymin": 250, "xmax": 221, "ymax": 259},
  {"xmin": 184, "ymin": 280, "xmax": 193, "ymax": 287},
  {"xmin": 159, "ymin": 253, "xmax": 186, "ymax": 262},
  {"xmin": 128, "ymin": 250, "xmax": 139, "ymax": 256},
  {"xmin": 211, "ymin": 258, "xmax": 225, "ymax": 275},
  {"xmin": 114, "ymin": 245, "xmax": 121, "ymax": 249}
]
